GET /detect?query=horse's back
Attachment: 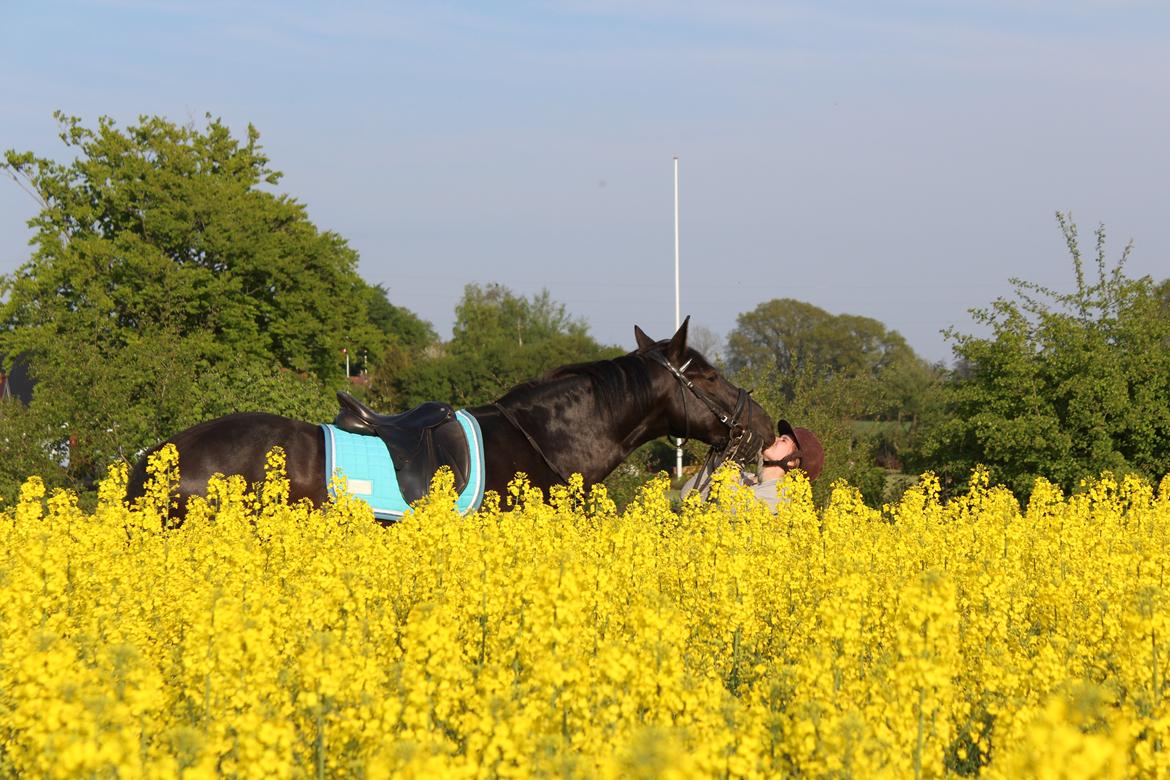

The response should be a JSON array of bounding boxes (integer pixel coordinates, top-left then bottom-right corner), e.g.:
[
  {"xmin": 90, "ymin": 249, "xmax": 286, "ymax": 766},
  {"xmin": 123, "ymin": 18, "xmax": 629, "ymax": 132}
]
[{"xmin": 126, "ymin": 412, "xmax": 326, "ymax": 514}]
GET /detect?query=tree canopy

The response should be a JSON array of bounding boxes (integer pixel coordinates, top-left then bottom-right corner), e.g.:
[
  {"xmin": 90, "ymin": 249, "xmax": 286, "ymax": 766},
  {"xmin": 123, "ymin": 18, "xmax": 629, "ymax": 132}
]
[
  {"xmin": 363, "ymin": 283, "xmax": 437, "ymax": 356},
  {"xmin": 2, "ymin": 113, "xmax": 392, "ymax": 375},
  {"xmin": 0, "ymin": 113, "xmax": 425, "ymax": 493},
  {"xmin": 726, "ymin": 299, "xmax": 924, "ymax": 403}
]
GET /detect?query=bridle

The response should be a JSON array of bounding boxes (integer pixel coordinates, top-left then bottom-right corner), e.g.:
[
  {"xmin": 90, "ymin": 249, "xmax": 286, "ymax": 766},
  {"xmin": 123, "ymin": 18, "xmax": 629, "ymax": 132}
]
[{"xmin": 644, "ymin": 349, "xmax": 762, "ymax": 465}]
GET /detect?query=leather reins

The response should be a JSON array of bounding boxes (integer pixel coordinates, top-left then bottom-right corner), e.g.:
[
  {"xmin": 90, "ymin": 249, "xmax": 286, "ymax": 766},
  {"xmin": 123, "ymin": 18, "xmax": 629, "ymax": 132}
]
[{"xmin": 491, "ymin": 401, "xmax": 574, "ymax": 484}]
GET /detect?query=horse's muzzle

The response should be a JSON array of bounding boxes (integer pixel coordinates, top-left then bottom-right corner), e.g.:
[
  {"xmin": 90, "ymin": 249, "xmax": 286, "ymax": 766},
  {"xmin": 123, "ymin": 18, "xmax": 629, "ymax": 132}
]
[{"xmin": 722, "ymin": 424, "xmax": 765, "ymax": 465}]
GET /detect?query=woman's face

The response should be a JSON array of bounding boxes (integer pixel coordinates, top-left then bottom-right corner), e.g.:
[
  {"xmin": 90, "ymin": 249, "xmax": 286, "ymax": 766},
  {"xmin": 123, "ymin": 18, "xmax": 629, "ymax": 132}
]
[{"xmin": 763, "ymin": 434, "xmax": 798, "ymax": 463}]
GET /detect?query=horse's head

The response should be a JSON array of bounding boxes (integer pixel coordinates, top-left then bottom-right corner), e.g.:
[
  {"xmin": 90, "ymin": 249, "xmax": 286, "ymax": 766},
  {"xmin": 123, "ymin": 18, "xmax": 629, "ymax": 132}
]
[{"xmin": 634, "ymin": 317, "xmax": 775, "ymax": 462}]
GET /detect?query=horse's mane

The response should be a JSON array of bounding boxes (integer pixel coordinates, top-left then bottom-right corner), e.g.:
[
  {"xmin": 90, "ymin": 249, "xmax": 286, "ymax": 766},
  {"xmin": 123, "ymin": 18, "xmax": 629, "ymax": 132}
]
[{"xmin": 496, "ymin": 353, "xmax": 653, "ymax": 416}]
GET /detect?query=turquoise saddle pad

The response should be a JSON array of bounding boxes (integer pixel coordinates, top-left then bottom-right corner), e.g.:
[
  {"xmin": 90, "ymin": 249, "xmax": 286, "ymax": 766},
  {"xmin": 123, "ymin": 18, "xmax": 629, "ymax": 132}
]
[{"xmin": 320, "ymin": 410, "xmax": 485, "ymax": 521}]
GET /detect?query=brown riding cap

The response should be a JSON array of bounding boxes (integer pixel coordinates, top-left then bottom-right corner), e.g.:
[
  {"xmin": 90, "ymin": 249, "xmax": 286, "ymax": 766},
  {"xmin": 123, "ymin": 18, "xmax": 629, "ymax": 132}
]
[{"xmin": 777, "ymin": 420, "xmax": 825, "ymax": 481}]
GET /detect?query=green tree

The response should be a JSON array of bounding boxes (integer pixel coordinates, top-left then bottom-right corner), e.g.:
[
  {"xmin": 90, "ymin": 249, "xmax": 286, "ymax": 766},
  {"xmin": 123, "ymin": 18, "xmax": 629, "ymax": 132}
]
[
  {"xmin": 0, "ymin": 398, "xmax": 69, "ymax": 504},
  {"xmin": 450, "ymin": 284, "xmax": 590, "ymax": 352},
  {"xmin": 353, "ymin": 284, "xmax": 438, "ymax": 407},
  {"xmin": 3, "ymin": 113, "xmax": 387, "ymax": 376},
  {"xmin": 378, "ymin": 284, "xmax": 621, "ymax": 408},
  {"xmin": 924, "ymin": 214, "xmax": 1170, "ymax": 497},
  {"xmin": 870, "ymin": 352, "xmax": 949, "ymax": 473},
  {"xmin": 726, "ymin": 299, "xmax": 923, "ymax": 403},
  {"xmin": 360, "ymin": 284, "xmax": 437, "ymax": 367},
  {"xmin": 0, "ymin": 113, "xmax": 408, "ymax": 493}
]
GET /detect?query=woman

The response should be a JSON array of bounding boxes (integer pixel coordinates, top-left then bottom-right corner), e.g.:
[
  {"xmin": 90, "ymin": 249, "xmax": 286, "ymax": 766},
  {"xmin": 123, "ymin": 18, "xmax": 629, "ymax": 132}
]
[{"xmin": 681, "ymin": 420, "xmax": 824, "ymax": 511}]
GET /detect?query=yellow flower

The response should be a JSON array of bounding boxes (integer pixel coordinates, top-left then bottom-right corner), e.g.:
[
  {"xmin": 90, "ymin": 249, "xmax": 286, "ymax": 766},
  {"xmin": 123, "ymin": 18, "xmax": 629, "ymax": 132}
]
[{"xmin": 3, "ymin": 465, "xmax": 1170, "ymax": 776}]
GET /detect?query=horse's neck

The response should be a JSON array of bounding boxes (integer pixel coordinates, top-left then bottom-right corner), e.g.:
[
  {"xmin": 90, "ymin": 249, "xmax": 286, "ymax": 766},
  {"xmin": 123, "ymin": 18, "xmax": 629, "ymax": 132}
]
[{"xmin": 473, "ymin": 369, "xmax": 666, "ymax": 487}]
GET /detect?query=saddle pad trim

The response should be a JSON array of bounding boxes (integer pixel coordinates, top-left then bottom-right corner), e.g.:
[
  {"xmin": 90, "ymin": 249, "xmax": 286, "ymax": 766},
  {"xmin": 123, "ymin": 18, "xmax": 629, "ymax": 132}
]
[{"xmin": 320, "ymin": 409, "xmax": 485, "ymax": 521}]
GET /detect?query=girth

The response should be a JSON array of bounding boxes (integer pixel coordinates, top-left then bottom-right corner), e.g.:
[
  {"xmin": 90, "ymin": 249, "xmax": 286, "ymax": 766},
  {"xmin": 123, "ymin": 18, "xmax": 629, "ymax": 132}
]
[{"xmin": 332, "ymin": 391, "xmax": 472, "ymax": 504}]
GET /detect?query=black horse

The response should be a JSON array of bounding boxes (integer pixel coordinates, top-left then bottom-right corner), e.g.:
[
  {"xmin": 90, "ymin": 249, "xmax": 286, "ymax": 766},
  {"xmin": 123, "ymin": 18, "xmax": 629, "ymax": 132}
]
[{"xmin": 125, "ymin": 319, "xmax": 774, "ymax": 519}]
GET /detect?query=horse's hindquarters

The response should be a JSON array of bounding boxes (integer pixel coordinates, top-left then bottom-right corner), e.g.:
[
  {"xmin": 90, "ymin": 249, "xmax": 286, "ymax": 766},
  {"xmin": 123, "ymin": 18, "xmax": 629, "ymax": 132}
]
[{"xmin": 126, "ymin": 412, "xmax": 327, "ymax": 522}]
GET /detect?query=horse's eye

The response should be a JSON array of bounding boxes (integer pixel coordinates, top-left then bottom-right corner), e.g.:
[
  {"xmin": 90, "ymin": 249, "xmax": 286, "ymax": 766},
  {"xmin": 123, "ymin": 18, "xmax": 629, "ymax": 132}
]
[{"xmin": 702, "ymin": 370, "xmax": 718, "ymax": 382}]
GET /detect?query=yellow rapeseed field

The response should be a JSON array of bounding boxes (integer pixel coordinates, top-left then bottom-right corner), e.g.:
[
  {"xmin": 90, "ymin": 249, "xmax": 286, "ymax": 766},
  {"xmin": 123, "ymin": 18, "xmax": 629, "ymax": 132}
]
[{"xmin": 3, "ymin": 446, "xmax": 1170, "ymax": 778}]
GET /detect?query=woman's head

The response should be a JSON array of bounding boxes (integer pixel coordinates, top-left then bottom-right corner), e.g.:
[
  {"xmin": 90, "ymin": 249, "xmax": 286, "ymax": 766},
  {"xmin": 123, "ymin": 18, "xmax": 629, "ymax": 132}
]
[{"xmin": 766, "ymin": 420, "xmax": 825, "ymax": 481}]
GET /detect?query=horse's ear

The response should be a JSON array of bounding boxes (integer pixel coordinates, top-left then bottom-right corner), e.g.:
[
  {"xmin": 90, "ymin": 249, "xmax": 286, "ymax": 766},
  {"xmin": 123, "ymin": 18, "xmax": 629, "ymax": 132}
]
[
  {"xmin": 634, "ymin": 325, "xmax": 655, "ymax": 352},
  {"xmin": 666, "ymin": 315, "xmax": 690, "ymax": 362}
]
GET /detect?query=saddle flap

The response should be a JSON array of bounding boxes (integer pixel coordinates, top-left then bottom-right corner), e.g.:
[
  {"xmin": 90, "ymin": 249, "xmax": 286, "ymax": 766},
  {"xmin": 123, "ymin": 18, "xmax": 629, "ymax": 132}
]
[{"xmin": 396, "ymin": 422, "xmax": 471, "ymax": 504}]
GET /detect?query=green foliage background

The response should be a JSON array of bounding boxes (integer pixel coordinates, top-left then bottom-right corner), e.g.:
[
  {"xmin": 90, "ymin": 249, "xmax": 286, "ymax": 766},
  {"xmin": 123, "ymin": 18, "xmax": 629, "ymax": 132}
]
[
  {"xmin": 2, "ymin": 113, "xmax": 1167, "ymax": 508},
  {"xmin": 366, "ymin": 283, "xmax": 620, "ymax": 409},
  {"xmin": 0, "ymin": 115, "xmax": 392, "ymax": 496}
]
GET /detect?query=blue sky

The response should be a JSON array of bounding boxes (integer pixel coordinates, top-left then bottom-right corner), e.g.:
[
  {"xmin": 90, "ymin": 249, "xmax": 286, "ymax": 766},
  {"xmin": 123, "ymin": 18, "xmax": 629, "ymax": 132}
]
[{"xmin": 3, "ymin": 1, "xmax": 1167, "ymax": 364}]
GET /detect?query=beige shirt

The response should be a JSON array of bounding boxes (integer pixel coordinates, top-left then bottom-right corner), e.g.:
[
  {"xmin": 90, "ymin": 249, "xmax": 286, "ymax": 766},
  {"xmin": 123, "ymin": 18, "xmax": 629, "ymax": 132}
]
[{"xmin": 680, "ymin": 461, "xmax": 788, "ymax": 512}]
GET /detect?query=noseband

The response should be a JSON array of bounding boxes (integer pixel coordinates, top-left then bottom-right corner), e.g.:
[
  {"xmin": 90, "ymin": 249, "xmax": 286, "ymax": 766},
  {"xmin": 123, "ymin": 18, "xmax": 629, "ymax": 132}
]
[{"xmin": 645, "ymin": 350, "xmax": 761, "ymax": 464}]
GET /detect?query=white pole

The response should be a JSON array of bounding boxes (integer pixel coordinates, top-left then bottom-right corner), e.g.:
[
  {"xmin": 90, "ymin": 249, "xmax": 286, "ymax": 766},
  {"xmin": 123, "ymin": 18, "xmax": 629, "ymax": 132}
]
[
  {"xmin": 674, "ymin": 156, "xmax": 680, "ymax": 331},
  {"xmin": 673, "ymin": 156, "xmax": 683, "ymax": 480}
]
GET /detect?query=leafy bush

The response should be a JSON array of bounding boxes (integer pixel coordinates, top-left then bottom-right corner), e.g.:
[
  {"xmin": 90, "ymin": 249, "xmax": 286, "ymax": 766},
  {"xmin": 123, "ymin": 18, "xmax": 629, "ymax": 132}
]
[{"xmin": 926, "ymin": 215, "xmax": 1170, "ymax": 498}]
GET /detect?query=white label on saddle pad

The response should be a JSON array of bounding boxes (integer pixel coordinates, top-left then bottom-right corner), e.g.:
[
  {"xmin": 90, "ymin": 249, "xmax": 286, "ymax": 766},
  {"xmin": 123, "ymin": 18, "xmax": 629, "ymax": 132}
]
[{"xmin": 347, "ymin": 479, "xmax": 374, "ymax": 496}]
